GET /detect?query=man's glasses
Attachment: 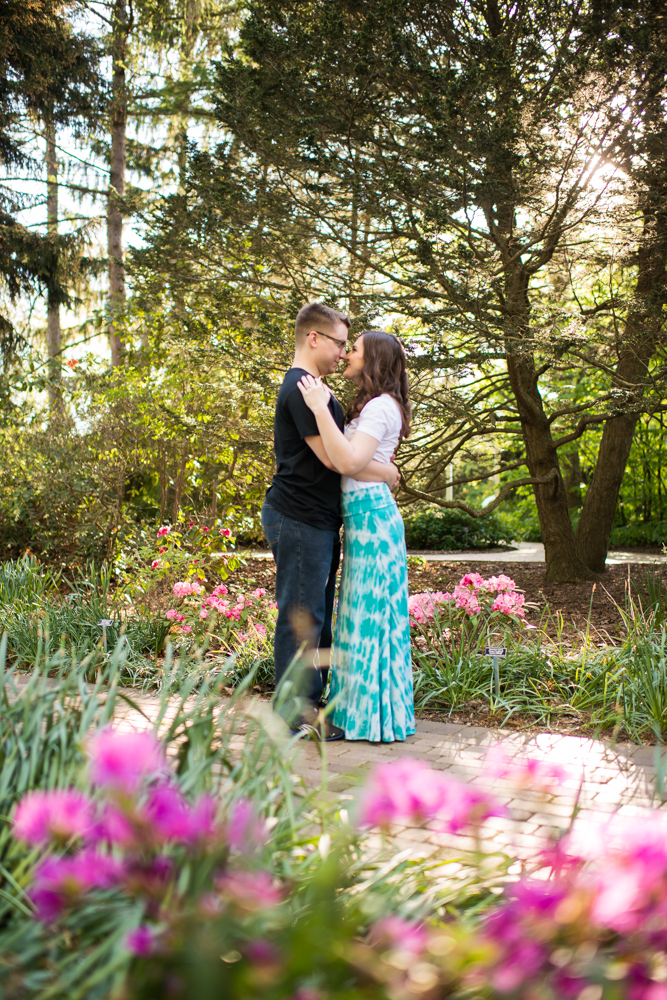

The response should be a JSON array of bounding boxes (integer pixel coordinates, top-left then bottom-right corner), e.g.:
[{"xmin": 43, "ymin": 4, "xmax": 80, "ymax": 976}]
[{"xmin": 313, "ymin": 329, "xmax": 348, "ymax": 351}]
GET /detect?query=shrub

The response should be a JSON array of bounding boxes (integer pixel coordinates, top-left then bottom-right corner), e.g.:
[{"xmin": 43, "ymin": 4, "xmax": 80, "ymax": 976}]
[
  {"xmin": 402, "ymin": 508, "xmax": 508, "ymax": 550},
  {"xmin": 609, "ymin": 520, "xmax": 667, "ymax": 548}
]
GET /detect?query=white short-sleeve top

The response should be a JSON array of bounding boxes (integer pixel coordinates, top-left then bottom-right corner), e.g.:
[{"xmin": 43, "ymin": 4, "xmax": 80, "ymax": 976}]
[{"xmin": 341, "ymin": 393, "xmax": 402, "ymax": 493}]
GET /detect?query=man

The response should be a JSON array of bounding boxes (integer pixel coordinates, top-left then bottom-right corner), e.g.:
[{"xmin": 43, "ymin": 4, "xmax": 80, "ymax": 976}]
[{"xmin": 261, "ymin": 302, "xmax": 399, "ymax": 740}]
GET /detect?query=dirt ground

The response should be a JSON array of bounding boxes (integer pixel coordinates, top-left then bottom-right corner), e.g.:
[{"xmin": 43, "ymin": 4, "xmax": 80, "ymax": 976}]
[{"xmin": 227, "ymin": 552, "xmax": 662, "ymax": 643}]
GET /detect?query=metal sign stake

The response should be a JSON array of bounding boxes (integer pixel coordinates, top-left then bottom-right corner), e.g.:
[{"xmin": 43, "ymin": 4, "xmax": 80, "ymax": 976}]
[
  {"xmin": 485, "ymin": 645, "xmax": 507, "ymax": 697},
  {"xmin": 98, "ymin": 619, "xmax": 114, "ymax": 653}
]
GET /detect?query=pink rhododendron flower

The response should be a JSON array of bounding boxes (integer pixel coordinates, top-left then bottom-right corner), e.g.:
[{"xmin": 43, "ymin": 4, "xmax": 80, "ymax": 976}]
[
  {"xmin": 181, "ymin": 624, "xmax": 193, "ymax": 635},
  {"xmin": 212, "ymin": 584, "xmax": 228, "ymax": 596},
  {"xmin": 407, "ymin": 591, "xmax": 452, "ymax": 624},
  {"xmin": 126, "ymin": 925, "xmax": 155, "ymax": 956},
  {"xmin": 30, "ymin": 850, "xmax": 123, "ymax": 921},
  {"xmin": 165, "ymin": 609, "xmax": 178, "ymax": 620},
  {"xmin": 220, "ymin": 527, "xmax": 232, "ymax": 537},
  {"xmin": 151, "ymin": 560, "xmax": 161, "ymax": 569},
  {"xmin": 201, "ymin": 525, "xmax": 209, "ymax": 532},
  {"xmin": 252, "ymin": 623, "xmax": 267, "ymax": 637},
  {"xmin": 157, "ymin": 525, "xmax": 171, "ymax": 537},
  {"xmin": 14, "ymin": 790, "xmax": 95, "ymax": 846},
  {"xmin": 218, "ymin": 869, "xmax": 282, "ymax": 910},
  {"xmin": 172, "ymin": 581, "xmax": 193, "ymax": 597},
  {"xmin": 370, "ymin": 916, "xmax": 428, "ymax": 954},
  {"xmin": 158, "ymin": 547, "xmax": 167, "ymax": 555},
  {"xmin": 491, "ymin": 591, "xmax": 525, "ymax": 617},
  {"xmin": 459, "ymin": 573, "xmax": 485, "ymax": 588},
  {"xmin": 237, "ymin": 632, "xmax": 249, "ymax": 642},
  {"xmin": 251, "ymin": 587, "xmax": 267, "ymax": 598},
  {"xmin": 89, "ymin": 729, "xmax": 165, "ymax": 794},
  {"xmin": 199, "ymin": 608, "xmax": 209, "ymax": 620},
  {"xmin": 485, "ymin": 574, "xmax": 516, "ymax": 593}
]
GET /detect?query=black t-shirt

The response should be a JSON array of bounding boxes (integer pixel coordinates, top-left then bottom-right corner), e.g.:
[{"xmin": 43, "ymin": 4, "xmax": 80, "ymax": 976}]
[{"xmin": 265, "ymin": 367, "xmax": 345, "ymax": 531}]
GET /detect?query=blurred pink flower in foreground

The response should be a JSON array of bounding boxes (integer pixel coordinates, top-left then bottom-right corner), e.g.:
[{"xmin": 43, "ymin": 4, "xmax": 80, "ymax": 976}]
[
  {"xmin": 226, "ymin": 799, "xmax": 267, "ymax": 853},
  {"xmin": 14, "ymin": 790, "xmax": 94, "ymax": 846},
  {"xmin": 151, "ymin": 559, "xmax": 161, "ymax": 569},
  {"xmin": 31, "ymin": 850, "xmax": 123, "ymax": 922},
  {"xmin": 369, "ymin": 915, "xmax": 428, "ymax": 954},
  {"xmin": 220, "ymin": 527, "xmax": 232, "ymax": 537},
  {"xmin": 358, "ymin": 758, "xmax": 504, "ymax": 832},
  {"xmin": 157, "ymin": 525, "xmax": 170, "ymax": 537},
  {"xmin": 485, "ymin": 747, "xmax": 571, "ymax": 792},
  {"xmin": 126, "ymin": 925, "xmax": 155, "ymax": 956},
  {"xmin": 89, "ymin": 729, "xmax": 165, "ymax": 794},
  {"xmin": 218, "ymin": 869, "xmax": 283, "ymax": 910}
]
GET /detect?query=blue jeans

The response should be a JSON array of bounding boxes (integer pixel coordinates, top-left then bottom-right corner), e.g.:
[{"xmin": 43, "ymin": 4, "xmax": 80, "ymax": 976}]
[{"xmin": 261, "ymin": 501, "xmax": 340, "ymax": 707}]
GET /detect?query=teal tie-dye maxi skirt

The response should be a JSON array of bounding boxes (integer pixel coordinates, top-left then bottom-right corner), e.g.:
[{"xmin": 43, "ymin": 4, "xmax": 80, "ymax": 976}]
[{"xmin": 330, "ymin": 483, "xmax": 416, "ymax": 742}]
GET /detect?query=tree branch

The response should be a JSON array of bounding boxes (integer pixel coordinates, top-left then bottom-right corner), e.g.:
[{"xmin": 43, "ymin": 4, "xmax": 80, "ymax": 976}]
[{"xmin": 398, "ymin": 470, "xmax": 559, "ymax": 518}]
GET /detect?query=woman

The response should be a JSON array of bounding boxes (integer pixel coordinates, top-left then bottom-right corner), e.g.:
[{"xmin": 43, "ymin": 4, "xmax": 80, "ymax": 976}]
[{"xmin": 297, "ymin": 330, "xmax": 415, "ymax": 742}]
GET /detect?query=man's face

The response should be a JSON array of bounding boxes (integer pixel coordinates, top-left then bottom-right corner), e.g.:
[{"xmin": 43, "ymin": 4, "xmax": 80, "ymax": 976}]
[{"xmin": 311, "ymin": 321, "xmax": 349, "ymax": 376}]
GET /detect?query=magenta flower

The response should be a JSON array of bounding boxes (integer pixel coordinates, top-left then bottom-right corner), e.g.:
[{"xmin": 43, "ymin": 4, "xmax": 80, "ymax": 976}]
[
  {"xmin": 250, "ymin": 587, "xmax": 267, "ymax": 598},
  {"xmin": 358, "ymin": 758, "xmax": 504, "ymax": 832},
  {"xmin": 218, "ymin": 869, "xmax": 283, "ymax": 910},
  {"xmin": 157, "ymin": 525, "xmax": 171, "ymax": 537},
  {"xmin": 151, "ymin": 560, "xmax": 161, "ymax": 569},
  {"xmin": 165, "ymin": 609, "xmax": 178, "ymax": 620},
  {"xmin": 201, "ymin": 525, "xmax": 209, "ymax": 532},
  {"xmin": 145, "ymin": 784, "xmax": 193, "ymax": 842},
  {"xmin": 244, "ymin": 939, "xmax": 279, "ymax": 966},
  {"xmin": 89, "ymin": 729, "xmax": 165, "ymax": 794},
  {"xmin": 30, "ymin": 850, "xmax": 123, "ymax": 921},
  {"xmin": 181, "ymin": 624, "xmax": 193, "ymax": 635},
  {"xmin": 212, "ymin": 584, "xmax": 228, "ymax": 596},
  {"xmin": 13, "ymin": 790, "xmax": 95, "ymax": 846},
  {"xmin": 158, "ymin": 547, "xmax": 167, "ymax": 555},
  {"xmin": 370, "ymin": 915, "xmax": 428, "ymax": 954},
  {"xmin": 126, "ymin": 925, "xmax": 155, "ymax": 956},
  {"xmin": 220, "ymin": 527, "xmax": 232, "ymax": 538},
  {"xmin": 459, "ymin": 573, "xmax": 485, "ymax": 589}
]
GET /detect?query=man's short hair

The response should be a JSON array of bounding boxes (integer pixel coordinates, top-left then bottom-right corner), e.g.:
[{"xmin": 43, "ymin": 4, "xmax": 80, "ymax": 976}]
[{"xmin": 295, "ymin": 302, "xmax": 350, "ymax": 345}]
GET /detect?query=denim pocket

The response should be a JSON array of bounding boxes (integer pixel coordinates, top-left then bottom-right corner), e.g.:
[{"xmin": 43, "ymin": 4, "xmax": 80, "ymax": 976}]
[{"xmin": 261, "ymin": 504, "xmax": 283, "ymax": 552}]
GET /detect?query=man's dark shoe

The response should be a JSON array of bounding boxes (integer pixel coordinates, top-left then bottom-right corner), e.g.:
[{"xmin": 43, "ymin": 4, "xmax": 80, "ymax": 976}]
[{"xmin": 289, "ymin": 717, "xmax": 345, "ymax": 742}]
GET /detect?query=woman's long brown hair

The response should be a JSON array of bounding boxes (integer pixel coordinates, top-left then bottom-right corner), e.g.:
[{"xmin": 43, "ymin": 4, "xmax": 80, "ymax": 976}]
[{"xmin": 346, "ymin": 330, "xmax": 411, "ymax": 438}]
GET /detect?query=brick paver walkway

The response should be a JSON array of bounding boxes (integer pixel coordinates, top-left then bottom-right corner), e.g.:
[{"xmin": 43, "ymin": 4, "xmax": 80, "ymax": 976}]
[{"xmin": 112, "ymin": 692, "xmax": 665, "ymax": 863}]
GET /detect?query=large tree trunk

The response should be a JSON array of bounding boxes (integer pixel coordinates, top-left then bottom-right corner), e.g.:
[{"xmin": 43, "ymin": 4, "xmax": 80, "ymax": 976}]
[
  {"xmin": 108, "ymin": 0, "xmax": 128, "ymax": 367},
  {"xmin": 506, "ymin": 352, "xmax": 598, "ymax": 582},
  {"xmin": 502, "ymin": 263, "xmax": 597, "ymax": 583},
  {"xmin": 576, "ymin": 206, "xmax": 667, "ymax": 572},
  {"xmin": 45, "ymin": 120, "xmax": 61, "ymax": 414}
]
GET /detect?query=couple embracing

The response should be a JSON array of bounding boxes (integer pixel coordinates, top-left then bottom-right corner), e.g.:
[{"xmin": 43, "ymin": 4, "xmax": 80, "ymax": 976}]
[{"xmin": 261, "ymin": 302, "xmax": 415, "ymax": 743}]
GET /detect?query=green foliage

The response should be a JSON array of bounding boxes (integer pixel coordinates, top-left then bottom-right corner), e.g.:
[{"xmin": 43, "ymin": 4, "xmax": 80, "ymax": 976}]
[
  {"xmin": 412, "ymin": 599, "xmax": 667, "ymax": 742},
  {"xmin": 0, "ymin": 639, "xmax": 451, "ymax": 998},
  {"xmin": 609, "ymin": 521, "xmax": 667, "ymax": 548},
  {"xmin": 403, "ymin": 508, "xmax": 507, "ymax": 551}
]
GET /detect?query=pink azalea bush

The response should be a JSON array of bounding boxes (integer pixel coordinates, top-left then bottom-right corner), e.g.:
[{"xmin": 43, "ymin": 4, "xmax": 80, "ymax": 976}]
[
  {"xmin": 14, "ymin": 742, "xmax": 667, "ymax": 1000},
  {"xmin": 165, "ymin": 580, "xmax": 276, "ymax": 651},
  {"xmin": 12, "ymin": 728, "xmax": 270, "ymax": 930},
  {"xmin": 408, "ymin": 572, "xmax": 526, "ymax": 625}
]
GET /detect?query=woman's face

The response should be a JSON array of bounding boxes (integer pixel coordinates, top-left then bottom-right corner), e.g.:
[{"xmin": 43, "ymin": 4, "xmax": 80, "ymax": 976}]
[{"xmin": 343, "ymin": 334, "xmax": 365, "ymax": 383}]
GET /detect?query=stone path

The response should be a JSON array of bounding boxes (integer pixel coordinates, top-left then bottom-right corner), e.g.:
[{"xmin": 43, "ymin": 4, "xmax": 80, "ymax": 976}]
[
  {"xmin": 247, "ymin": 542, "xmax": 667, "ymax": 565},
  {"xmin": 113, "ymin": 691, "xmax": 666, "ymax": 864}
]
